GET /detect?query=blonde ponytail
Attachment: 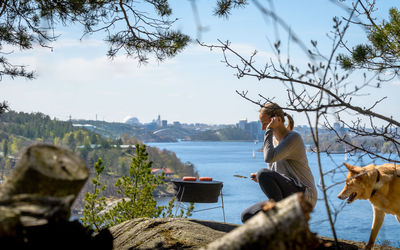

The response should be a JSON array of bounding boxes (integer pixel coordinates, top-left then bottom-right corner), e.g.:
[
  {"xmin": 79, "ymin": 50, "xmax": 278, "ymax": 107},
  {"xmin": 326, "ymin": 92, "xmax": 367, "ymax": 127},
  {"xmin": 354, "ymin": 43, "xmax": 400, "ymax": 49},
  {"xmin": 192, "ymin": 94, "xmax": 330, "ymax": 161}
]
[{"xmin": 284, "ymin": 113, "xmax": 294, "ymax": 131}]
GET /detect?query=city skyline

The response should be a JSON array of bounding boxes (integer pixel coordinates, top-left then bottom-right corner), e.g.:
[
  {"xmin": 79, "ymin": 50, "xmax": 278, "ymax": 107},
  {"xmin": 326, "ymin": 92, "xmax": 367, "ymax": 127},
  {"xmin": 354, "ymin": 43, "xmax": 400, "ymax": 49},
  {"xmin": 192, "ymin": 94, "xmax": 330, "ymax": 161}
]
[
  {"xmin": 77, "ymin": 113, "xmax": 260, "ymax": 127},
  {"xmin": 77, "ymin": 112, "xmax": 322, "ymax": 131}
]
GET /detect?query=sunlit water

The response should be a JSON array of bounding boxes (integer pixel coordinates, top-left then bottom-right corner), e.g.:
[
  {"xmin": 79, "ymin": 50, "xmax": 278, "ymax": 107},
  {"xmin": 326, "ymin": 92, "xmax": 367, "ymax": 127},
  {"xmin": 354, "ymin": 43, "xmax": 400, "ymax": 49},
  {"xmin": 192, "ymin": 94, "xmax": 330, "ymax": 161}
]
[{"xmin": 148, "ymin": 141, "xmax": 400, "ymax": 247}]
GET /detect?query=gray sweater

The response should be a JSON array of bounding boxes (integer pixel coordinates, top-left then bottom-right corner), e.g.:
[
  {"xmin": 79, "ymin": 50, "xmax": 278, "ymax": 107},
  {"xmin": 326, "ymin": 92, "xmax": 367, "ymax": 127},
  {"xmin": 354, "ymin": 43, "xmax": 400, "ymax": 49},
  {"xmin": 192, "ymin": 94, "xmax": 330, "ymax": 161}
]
[{"xmin": 263, "ymin": 128, "xmax": 317, "ymax": 207}]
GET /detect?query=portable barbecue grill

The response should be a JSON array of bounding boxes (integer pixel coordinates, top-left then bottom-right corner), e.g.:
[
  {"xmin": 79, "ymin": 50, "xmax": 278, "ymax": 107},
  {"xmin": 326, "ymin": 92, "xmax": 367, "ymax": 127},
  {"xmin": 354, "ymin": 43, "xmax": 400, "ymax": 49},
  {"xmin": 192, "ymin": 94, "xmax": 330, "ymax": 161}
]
[
  {"xmin": 172, "ymin": 179, "xmax": 223, "ymax": 203},
  {"xmin": 172, "ymin": 178, "xmax": 225, "ymax": 222}
]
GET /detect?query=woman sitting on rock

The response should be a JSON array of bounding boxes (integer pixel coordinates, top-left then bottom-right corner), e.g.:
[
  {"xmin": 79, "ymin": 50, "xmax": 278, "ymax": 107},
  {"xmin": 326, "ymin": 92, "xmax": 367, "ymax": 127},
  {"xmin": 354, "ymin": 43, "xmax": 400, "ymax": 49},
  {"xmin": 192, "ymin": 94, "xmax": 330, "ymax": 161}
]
[{"xmin": 241, "ymin": 102, "xmax": 317, "ymax": 223}]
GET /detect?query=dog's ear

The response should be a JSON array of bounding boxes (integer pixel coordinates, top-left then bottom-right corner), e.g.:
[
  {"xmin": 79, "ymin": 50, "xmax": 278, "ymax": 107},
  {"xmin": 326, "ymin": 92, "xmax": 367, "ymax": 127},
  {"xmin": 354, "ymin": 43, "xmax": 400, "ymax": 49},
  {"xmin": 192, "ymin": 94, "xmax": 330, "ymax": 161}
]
[{"xmin": 343, "ymin": 162, "xmax": 361, "ymax": 173}]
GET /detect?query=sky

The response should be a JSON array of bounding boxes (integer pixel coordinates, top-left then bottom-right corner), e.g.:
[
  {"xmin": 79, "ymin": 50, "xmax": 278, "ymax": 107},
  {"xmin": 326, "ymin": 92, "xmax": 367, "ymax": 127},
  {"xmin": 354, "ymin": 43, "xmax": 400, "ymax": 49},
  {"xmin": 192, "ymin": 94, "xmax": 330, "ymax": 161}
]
[{"xmin": 0, "ymin": 0, "xmax": 399, "ymax": 126}]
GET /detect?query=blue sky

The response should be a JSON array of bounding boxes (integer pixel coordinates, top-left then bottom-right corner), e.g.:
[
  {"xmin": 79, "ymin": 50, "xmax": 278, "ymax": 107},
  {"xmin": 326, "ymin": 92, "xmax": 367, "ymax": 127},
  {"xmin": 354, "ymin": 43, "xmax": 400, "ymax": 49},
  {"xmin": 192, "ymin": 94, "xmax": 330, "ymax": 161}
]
[{"xmin": 0, "ymin": 0, "xmax": 398, "ymax": 126}]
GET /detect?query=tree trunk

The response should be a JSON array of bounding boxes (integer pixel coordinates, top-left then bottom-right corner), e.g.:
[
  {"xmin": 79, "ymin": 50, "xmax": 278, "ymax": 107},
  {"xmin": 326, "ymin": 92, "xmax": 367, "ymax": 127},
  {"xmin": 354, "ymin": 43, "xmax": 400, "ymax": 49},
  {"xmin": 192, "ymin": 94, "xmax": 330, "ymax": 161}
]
[
  {"xmin": 203, "ymin": 193, "xmax": 319, "ymax": 250},
  {"xmin": 0, "ymin": 144, "xmax": 89, "ymax": 201}
]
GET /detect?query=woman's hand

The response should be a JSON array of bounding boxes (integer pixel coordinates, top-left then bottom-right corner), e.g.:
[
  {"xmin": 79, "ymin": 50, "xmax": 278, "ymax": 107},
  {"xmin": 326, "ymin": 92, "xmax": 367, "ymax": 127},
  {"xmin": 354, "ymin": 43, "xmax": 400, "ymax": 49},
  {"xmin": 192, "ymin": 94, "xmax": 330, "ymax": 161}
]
[
  {"xmin": 267, "ymin": 116, "xmax": 280, "ymax": 129},
  {"xmin": 250, "ymin": 173, "xmax": 258, "ymax": 182}
]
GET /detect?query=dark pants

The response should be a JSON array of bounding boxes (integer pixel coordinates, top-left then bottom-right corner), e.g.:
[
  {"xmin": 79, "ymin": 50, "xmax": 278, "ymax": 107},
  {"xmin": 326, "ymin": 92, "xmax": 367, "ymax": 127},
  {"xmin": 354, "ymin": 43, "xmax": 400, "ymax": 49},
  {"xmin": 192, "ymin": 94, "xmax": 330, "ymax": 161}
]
[{"xmin": 241, "ymin": 168, "xmax": 305, "ymax": 223}]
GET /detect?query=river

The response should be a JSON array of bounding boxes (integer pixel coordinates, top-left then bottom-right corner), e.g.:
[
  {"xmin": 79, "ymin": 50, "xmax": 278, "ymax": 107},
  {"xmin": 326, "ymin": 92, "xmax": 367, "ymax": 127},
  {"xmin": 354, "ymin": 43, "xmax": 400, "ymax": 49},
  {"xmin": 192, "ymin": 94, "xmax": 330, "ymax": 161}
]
[{"xmin": 148, "ymin": 141, "xmax": 400, "ymax": 247}]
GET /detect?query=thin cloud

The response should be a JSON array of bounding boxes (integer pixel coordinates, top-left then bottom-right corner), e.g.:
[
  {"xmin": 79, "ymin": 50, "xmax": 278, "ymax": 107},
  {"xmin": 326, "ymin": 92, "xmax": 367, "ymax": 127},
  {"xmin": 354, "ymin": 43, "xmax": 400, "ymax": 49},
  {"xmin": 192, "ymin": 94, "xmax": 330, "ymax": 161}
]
[{"xmin": 391, "ymin": 80, "xmax": 400, "ymax": 85}]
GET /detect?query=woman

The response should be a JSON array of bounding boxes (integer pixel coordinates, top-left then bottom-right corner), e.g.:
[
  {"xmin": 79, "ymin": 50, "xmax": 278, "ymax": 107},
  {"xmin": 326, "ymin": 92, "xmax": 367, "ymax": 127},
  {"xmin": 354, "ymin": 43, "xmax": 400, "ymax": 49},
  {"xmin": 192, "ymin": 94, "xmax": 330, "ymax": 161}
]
[{"xmin": 241, "ymin": 102, "xmax": 317, "ymax": 223}]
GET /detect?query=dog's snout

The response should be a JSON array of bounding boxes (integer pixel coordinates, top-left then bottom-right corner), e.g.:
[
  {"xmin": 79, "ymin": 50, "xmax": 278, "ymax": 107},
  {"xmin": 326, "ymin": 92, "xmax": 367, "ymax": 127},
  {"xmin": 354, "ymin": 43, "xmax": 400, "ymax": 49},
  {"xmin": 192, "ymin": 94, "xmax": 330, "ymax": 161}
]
[{"xmin": 337, "ymin": 189, "xmax": 347, "ymax": 200}]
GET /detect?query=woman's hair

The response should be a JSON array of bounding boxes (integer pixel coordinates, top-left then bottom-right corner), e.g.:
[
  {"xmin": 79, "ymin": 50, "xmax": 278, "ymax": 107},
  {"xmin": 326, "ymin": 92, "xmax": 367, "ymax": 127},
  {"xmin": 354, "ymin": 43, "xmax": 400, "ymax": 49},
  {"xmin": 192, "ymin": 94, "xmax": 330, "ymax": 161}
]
[{"xmin": 259, "ymin": 102, "xmax": 294, "ymax": 131}]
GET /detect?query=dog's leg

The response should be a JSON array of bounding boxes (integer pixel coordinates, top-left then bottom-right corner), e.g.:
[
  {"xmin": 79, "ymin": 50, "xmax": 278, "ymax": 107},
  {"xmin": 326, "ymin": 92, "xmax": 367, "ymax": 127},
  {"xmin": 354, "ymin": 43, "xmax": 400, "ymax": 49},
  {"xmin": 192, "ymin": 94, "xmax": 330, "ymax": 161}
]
[
  {"xmin": 396, "ymin": 215, "xmax": 400, "ymax": 223},
  {"xmin": 365, "ymin": 207, "xmax": 385, "ymax": 250}
]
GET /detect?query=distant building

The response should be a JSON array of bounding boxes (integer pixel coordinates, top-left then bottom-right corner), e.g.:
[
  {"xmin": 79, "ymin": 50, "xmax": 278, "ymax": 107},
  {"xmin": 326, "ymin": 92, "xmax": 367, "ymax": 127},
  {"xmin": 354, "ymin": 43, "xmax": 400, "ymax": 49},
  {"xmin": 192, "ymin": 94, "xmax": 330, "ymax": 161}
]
[
  {"xmin": 117, "ymin": 145, "xmax": 136, "ymax": 149},
  {"xmin": 150, "ymin": 115, "xmax": 168, "ymax": 128},
  {"xmin": 124, "ymin": 116, "xmax": 141, "ymax": 125},
  {"xmin": 294, "ymin": 125, "xmax": 311, "ymax": 135},
  {"xmin": 246, "ymin": 121, "xmax": 262, "ymax": 140},
  {"xmin": 333, "ymin": 122, "xmax": 343, "ymax": 131},
  {"xmin": 237, "ymin": 119, "xmax": 263, "ymax": 141},
  {"xmin": 72, "ymin": 123, "xmax": 96, "ymax": 128},
  {"xmin": 237, "ymin": 119, "xmax": 247, "ymax": 130},
  {"xmin": 156, "ymin": 115, "xmax": 162, "ymax": 127},
  {"xmin": 151, "ymin": 168, "xmax": 173, "ymax": 178},
  {"xmin": 333, "ymin": 122, "xmax": 346, "ymax": 136},
  {"xmin": 145, "ymin": 122, "xmax": 158, "ymax": 130},
  {"xmin": 76, "ymin": 144, "xmax": 102, "ymax": 149}
]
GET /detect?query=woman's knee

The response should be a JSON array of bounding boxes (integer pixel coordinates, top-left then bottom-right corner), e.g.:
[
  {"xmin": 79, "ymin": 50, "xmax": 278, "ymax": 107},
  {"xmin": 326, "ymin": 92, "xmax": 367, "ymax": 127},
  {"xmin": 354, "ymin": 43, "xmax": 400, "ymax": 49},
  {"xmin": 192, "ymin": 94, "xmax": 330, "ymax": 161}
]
[
  {"xmin": 241, "ymin": 210, "xmax": 252, "ymax": 223},
  {"xmin": 257, "ymin": 168, "xmax": 275, "ymax": 182},
  {"xmin": 241, "ymin": 201, "xmax": 266, "ymax": 223},
  {"xmin": 241, "ymin": 205, "xmax": 257, "ymax": 223}
]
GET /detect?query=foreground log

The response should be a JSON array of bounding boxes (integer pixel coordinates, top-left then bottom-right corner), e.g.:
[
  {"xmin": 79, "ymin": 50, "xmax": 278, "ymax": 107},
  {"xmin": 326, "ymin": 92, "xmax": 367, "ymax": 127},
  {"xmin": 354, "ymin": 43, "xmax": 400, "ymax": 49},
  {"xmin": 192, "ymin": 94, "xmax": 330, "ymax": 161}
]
[
  {"xmin": 0, "ymin": 144, "xmax": 89, "ymax": 201},
  {"xmin": 0, "ymin": 144, "xmax": 112, "ymax": 249},
  {"xmin": 204, "ymin": 193, "xmax": 319, "ymax": 250},
  {"xmin": 0, "ymin": 194, "xmax": 75, "ymax": 227}
]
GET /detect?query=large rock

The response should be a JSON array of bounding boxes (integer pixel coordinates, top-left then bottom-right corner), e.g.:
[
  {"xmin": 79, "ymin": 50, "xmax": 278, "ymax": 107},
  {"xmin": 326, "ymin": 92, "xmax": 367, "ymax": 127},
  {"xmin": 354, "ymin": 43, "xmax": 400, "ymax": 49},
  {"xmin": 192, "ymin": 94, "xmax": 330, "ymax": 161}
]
[
  {"xmin": 110, "ymin": 217, "xmax": 238, "ymax": 249},
  {"xmin": 109, "ymin": 194, "xmax": 316, "ymax": 250},
  {"xmin": 109, "ymin": 217, "xmax": 400, "ymax": 250}
]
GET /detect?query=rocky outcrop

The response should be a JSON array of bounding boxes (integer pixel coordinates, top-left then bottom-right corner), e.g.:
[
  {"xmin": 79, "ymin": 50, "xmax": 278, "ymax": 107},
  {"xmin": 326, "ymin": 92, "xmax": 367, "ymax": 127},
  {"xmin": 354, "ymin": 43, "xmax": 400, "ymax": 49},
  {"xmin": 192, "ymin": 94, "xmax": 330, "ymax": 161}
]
[
  {"xmin": 110, "ymin": 217, "xmax": 238, "ymax": 249},
  {"xmin": 110, "ymin": 216, "xmax": 400, "ymax": 250},
  {"xmin": 110, "ymin": 193, "xmax": 318, "ymax": 250}
]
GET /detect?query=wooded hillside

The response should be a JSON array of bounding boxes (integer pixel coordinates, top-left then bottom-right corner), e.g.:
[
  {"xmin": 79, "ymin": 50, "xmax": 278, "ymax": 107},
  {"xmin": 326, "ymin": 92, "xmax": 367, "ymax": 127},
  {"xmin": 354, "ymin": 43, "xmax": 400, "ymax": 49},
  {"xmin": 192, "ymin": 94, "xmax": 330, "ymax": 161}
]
[{"xmin": 0, "ymin": 111, "xmax": 197, "ymax": 201}]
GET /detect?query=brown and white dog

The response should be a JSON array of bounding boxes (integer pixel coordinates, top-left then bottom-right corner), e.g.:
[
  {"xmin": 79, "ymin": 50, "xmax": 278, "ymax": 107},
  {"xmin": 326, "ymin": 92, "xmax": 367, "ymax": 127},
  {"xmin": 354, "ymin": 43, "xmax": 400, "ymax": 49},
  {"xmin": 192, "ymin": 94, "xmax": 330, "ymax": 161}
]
[{"xmin": 338, "ymin": 163, "xmax": 400, "ymax": 249}]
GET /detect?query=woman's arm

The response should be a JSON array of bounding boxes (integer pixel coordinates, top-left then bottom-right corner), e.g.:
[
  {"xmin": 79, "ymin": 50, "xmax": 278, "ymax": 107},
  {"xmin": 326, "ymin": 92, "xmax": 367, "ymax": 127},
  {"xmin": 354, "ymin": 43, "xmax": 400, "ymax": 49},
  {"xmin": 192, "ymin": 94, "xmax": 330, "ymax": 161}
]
[{"xmin": 263, "ymin": 129, "xmax": 301, "ymax": 163}]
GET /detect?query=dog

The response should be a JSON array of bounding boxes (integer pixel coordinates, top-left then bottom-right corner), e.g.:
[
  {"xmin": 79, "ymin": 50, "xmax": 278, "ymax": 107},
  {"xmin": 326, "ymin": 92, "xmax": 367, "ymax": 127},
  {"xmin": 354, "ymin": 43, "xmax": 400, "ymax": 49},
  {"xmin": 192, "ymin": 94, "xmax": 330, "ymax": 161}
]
[{"xmin": 338, "ymin": 162, "xmax": 400, "ymax": 249}]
